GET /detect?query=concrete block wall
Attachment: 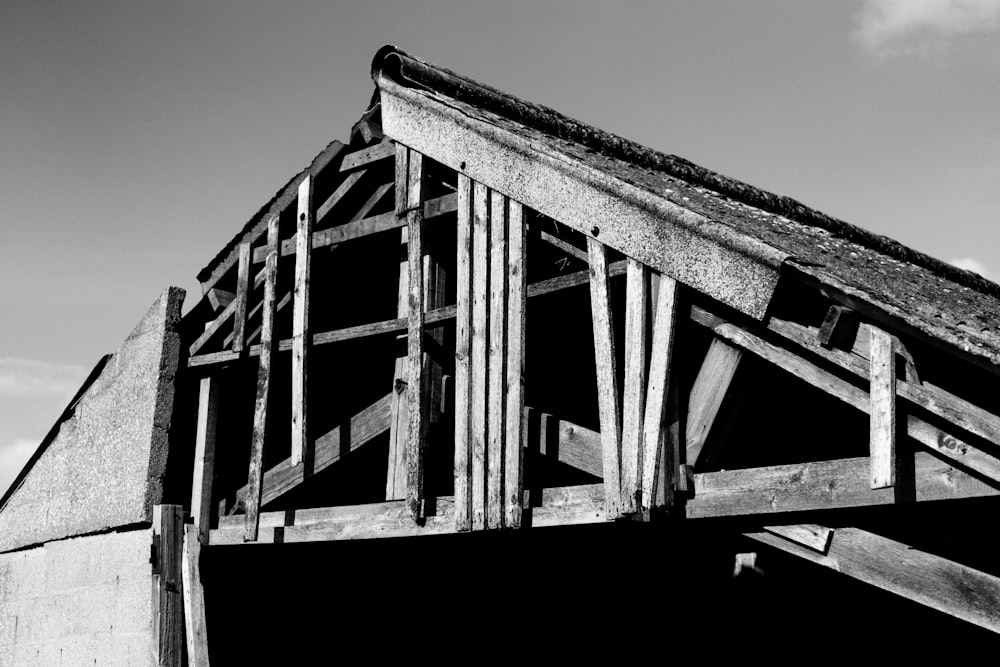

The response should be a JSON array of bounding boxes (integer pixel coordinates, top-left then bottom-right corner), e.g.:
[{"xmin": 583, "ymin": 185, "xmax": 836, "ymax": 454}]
[{"xmin": 0, "ymin": 529, "xmax": 154, "ymax": 666}]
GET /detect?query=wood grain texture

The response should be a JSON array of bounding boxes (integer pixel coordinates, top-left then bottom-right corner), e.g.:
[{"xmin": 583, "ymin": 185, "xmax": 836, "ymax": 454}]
[
  {"xmin": 406, "ymin": 150, "xmax": 425, "ymax": 521},
  {"xmin": 487, "ymin": 190, "xmax": 508, "ymax": 529},
  {"xmin": 641, "ymin": 274, "xmax": 679, "ymax": 510},
  {"xmin": 191, "ymin": 376, "xmax": 219, "ymax": 544},
  {"xmin": 454, "ymin": 174, "xmax": 473, "ymax": 531},
  {"xmin": 587, "ymin": 238, "xmax": 622, "ymax": 519},
  {"xmin": 231, "ymin": 243, "xmax": 250, "ymax": 353},
  {"xmin": 762, "ymin": 524, "xmax": 833, "ymax": 554},
  {"xmin": 504, "ymin": 201, "xmax": 526, "ymax": 528},
  {"xmin": 340, "ymin": 137, "xmax": 394, "ymax": 172},
  {"xmin": 471, "ymin": 181, "xmax": 490, "ymax": 530},
  {"xmin": 746, "ymin": 526, "xmax": 1000, "ymax": 633},
  {"xmin": 869, "ymin": 327, "xmax": 896, "ymax": 489},
  {"xmin": 620, "ymin": 259, "xmax": 648, "ymax": 514},
  {"xmin": 291, "ymin": 175, "xmax": 313, "ymax": 467},
  {"xmin": 244, "ymin": 215, "xmax": 279, "ymax": 542},
  {"xmin": 686, "ymin": 337, "xmax": 742, "ymax": 471},
  {"xmin": 153, "ymin": 504, "xmax": 185, "ymax": 667},
  {"xmin": 181, "ymin": 524, "xmax": 210, "ymax": 667}
]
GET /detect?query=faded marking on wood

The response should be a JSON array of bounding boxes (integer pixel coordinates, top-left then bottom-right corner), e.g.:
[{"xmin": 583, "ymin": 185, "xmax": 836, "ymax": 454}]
[
  {"xmin": 181, "ymin": 524, "xmax": 210, "ymax": 667},
  {"xmin": 291, "ymin": 175, "xmax": 313, "ymax": 467},
  {"xmin": 505, "ymin": 201, "xmax": 526, "ymax": 529},
  {"xmin": 641, "ymin": 274, "xmax": 679, "ymax": 510},
  {"xmin": 454, "ymin": 174, "xmax": 473, "ymax": 531},
  {"xmin": 191, "ymin": 376, "xmax": 219, "ymax": 545},
  {"xmin": 405, "ymin": 149, "xmax": 426, "ymax": 521},
  {"xmin": 686, "ymin": 337, "xmax": 742, "ymax": 471},
  {"xmin": 869, "ymin": 327, "xmax": 896, "ymax": 489},
  {"xmin": 487, "ymin": 190, "xmax": 508, "ymax": 529},
  {"xmin": 620, "ymin": 259, "xmax": 648, "ymax": 514},
  {"xmin": 762, "ymin": 524, "xmax": 833, "ymax": 554},
  {"xmin": 152, "ymin": 504, "xmax": 184, "ymax": 667},
  {"xmin": 746, "ymin": 526, "xmax": 1000, "ymax": 634},
  {"xmin": 471, "ymin": 181, "xmax": 490, "ymax": 530},
  {"xmin": 244, "ymin": 215, "xmax": 279, "ymax": 542},
  {"xmin": 587, "ymin": 238, "xmax": 622, "ymax": 519},
  {"xmin": 231, "ymin": 244, "xmax": 250, "ymax": 353}
]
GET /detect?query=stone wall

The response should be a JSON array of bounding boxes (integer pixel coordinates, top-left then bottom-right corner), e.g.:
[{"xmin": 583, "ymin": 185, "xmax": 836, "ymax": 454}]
[{"xmin": 0, "ymin": 529, "xmax": 154, "ymax": 666}]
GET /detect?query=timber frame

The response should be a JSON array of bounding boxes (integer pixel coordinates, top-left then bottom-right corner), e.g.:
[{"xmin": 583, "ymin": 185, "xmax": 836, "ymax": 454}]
[{"xmin": 168, "ymin": 46, "xmax": 1000, "ymax": 659}]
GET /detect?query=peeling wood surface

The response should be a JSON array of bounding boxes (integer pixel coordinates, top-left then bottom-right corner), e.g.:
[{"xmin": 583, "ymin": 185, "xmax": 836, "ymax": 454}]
[{"xmin": 869, "ymin": 327, "xmax": 896, "ymax": 489}]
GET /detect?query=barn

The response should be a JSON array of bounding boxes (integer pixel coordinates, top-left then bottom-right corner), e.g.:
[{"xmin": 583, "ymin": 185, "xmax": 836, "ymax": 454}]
[{"xmin": 3, "ymin": 45, "xmax": 1000, "ymax": 664}]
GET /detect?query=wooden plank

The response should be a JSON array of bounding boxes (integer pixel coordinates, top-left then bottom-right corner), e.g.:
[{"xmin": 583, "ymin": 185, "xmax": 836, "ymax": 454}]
[
  {"xmin": 231, "ymin": 244, "xmax": 251, "ymax": 353},
  {"xmin": 818, "ymin": 305, "xmax": 856, "ymax": 349},
  {"xmin": 641, "ymin": 274, "xmax": 679, "ymax": 510},
  {"xmin": 587, "ymin": 238, "xmax": 622, "ymax": 519},
  {"xmin": 181, "ymin": 524, "xmax": 210, "ymax": 667},
  {"xmin": 505, "ymin": 201, "xmax": 526, "ymax": 529},
  {"xmin": 620, "ymin": 259, "xmax": 648, "ymax": 514},
  {"xmin": 291, "ymin": 176, "xmax": 313, "ymax": 467},
  {"xmin": 226, "ymin": 395, "xmax": 391, "ymax": 512},
  {"xmin": 405, "ymin": 150, "xmax": 426, "ymax": 521},
  {"xmin": 869, "ymin": 327, "xmax": 896, "ymax": 489},
  {"xmin": 207, "ymin": 288, "xmax": 235, "ymax": 312},
  {"xmin": 454, "ymin": 174, "xmax": 473, "ymax": 531},
  {"xmin": 539, "ymin": 230, "xmax": 588, "ymax": 263},
  {"xmin": 686, "ymin": 338, "xmax": 743, "ymax": 470},
  {"xmin": 189, "ymin": 297, "xmax": 237, "ymax": 356},
  {"xmin": 687, "ymin": 452, "xmax": 999, "ymax": 518},
  {"xmin": 746, "ymin": 526, "xmax": 1000, "ymax": 633},
  {"xmin": 340, "ymin": 137, "xmax": 394, "ymax": 172},
  {"xmin": 191, "ymin": 376, "xmax": 220, "ymax": 544},
  {"xmin": 350, "ymin": 181, "xmax": 393, "ymax": 223},
  {"xmin": 487, "ymin": 190, "xmax": 508, "ymax": 529},
  {"xmin": 316, "ymin": 169, "xmax": 366, "ymax": 224},
  {"xmin": 152, "ymin": 504, "xmax": 184, "ymax": 667},
  {"xmin": 244, "ymin": 215, "xmax": 279, "ymax": 542},
  {"xmin": 471, "ymin": 181, "xmax": 490, "ymax": 530},
  {"xmin": 762, "ymin": 524, "xmax": 833, "ymax": 554}
]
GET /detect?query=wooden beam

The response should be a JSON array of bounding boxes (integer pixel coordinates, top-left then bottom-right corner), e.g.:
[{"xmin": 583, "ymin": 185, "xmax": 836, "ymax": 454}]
[
  {"xmin": 762, "ymin": 524, "xmax": 833, "ymax": 554},
  {"xmin": 588, "ymin": 238, "xmax": 622, "ymax": 519},
  {"xmin": 191, "ymin": 375, "xmax": 220, "ymax": 544},
  {"xmin": 244, "ymin": 215, "xmax": 279, "ymax": 542},
  {"xmin": 152, "ymin": 504, "xmax": 184, "ymax": 667},
  {"xmin": 189, "ymin": 297, "xmax": 237, "ymax": 356},
  {"xmin": 471, "ymin": 181, "xmax": 490, "ymax": 530},
  {"xmin": 539, "ymin": 230, "xmax": 588, "ymax": 263},
  {"xmin": 405, "ymin": 149, "xmax": 426, "ymax": 521},
  {"xmin": 620, "ymin": 259, "xmax": 648, "ymax": 514},
  {"xmin": 207, "ymin": 288, "xmax": 234, "ymax": 312},
  {"xmin": 316, "ymin": 169, "xmax": 366, "ymax": 224},
  {"xmin": 231, "ymin": 244, "xmax": 250, "ymax": 353},
  {"xmin": 340, "ymin": 138, "xmax": 394, "ymax": 172},
  {"xmin": 641, "ymin": 274, "xmax": 679, "ymax": 510},
  {"xmin": 181, "ymin": 524, "xmax": 210, "ymax": 667},
  {"xmin": 818, "ymin": 305, "xmax": 856, "ymax": 349},
  {"xmin": 686, "ymin": 338, "xmax": 743, "ymax": 471},
  {"xmin": 687, "ymin": 452, "xmax": 999, "ymax": 518},
  {"xmin": 291, "ymin": 176, "xmax": 313, "ymax": 467},
  {"xmin": 746, "ymin": 526, "xmax": 1000, "ymax": 634},
  {"xmin": 487, "ymin": 190, "xmax": 508, "ymax": 529},
  {"xmin": 350, "ymin": 181, "xmax": 393, "ymax": 223},
  {"xmin": 869, "ymin": 326, "xmax": 896, "ymax": 489},
  {"xmin": 454, "ymin": 175, "xmax": 473, "ymax": 531},
  {"xmin": 505, "ymin": 201, "xmax": 526, "ymax": 529}
]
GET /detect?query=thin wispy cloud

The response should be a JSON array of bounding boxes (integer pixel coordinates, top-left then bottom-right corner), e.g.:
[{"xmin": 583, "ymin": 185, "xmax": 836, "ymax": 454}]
[
  {"xmin": 855, "ymin": 0, "xmax": 1000, "ymax": 57},
  {"xmin": 0, "ymin": 437, "xmax": 37, "ymax": 498},
  {"xmin": 0, "ymin": 357, "xmax": 86, "ymax": 399},
  {"xmin": 949, "ymin": 256, "xmax": 995, "ymax": 281}
]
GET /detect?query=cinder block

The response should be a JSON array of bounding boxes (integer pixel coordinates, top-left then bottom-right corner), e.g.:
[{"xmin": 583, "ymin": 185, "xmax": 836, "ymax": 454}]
[
  {"xmin": 100, "ymin": 530, "xmax": 153, "ymax": 584},
  {"xmin": 114, "ymin": 577, "xmax": 152, "ymax": 635}
]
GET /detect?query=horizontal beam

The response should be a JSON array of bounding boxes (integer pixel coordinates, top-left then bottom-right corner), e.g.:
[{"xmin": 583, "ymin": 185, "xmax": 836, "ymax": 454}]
[
  {"xmin": 340, "ymin": 138, "xmax": 394, "ymax": 172},
  {"xmin": 746, "ymin": 525, "xmax": 1000, "ymax": 634},
  {"xmin": 209, "ymin": 483, "xmax": 606, "ymax": 545},
  {"xmin": 687, "ymin": 453, "xmax": 999, "ymax": 519}
]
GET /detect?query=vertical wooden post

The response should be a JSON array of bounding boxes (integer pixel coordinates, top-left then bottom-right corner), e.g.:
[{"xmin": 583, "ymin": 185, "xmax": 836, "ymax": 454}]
[
  {"xmin": 471, "ymin": 182, "xmax": 490, "ymax": 530},
  {"xmin": 620, "ymin": 259, "xmax": 648, "ymax": 514},
  {"xmin": 231, "ymin": 243, "xmax": 250, "ymax": 353},
  {"xmin": 641, "ymin": 275, "xmax": 679, "ymax": 510},
  {"xmin": 244, "ymin": 215, "xmax": 279, "ymax": 541},
  {"xmin": 181, "ymin": 524, "xmax": 210, "ymax": 667},
  {"xmin": 454, "ymin": 174, "xmax": 473, "ymax": 531},
  {"xmin": 487, "ymin": 191, "xmax": 508, "ymax": 529},
  {"xmin": 406, "ymin": 150, "xmax": 426, "ymax": 521},
  {"xmin": 291, "ymin": 175, "xmax": 313, "ymax": 467},
  {"xmin": 386, "ymin": 144, "xmax": 411, "ymax": 500},
  {"xmin": 870, "ymin": 327, "xmax": 896, "ymax": 489},
  {"xmin": 504, "ymin": 201, "xmax": 526, "ymax": 529},
  {"xmin": 191, "ymin": 375, "xmax": 219, "ymax": 545},
  {"xmin": 152, "ymin": 504, "xmax": 184, "ymax": 667},
  {"xmin": 587, "ymin": 238, "xmax": 622, "ymax": 519}
]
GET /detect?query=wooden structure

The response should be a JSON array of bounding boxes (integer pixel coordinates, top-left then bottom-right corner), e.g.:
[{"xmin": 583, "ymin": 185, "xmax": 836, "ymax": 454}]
[{"xmin": 172, "ymin": 46, "xmax": 1000, "ymax": 659}]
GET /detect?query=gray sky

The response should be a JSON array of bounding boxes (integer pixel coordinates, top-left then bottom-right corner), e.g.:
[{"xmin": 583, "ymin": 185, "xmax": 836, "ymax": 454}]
[{"xmin": 2, "ymin": 0, "xmax": 999, "ymax": 494}]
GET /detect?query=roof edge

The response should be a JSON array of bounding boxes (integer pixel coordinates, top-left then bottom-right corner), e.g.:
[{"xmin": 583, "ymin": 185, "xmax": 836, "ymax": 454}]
[{"xmin": 372, "ymin": 44, "xmax": 1000, "ymax": 301}]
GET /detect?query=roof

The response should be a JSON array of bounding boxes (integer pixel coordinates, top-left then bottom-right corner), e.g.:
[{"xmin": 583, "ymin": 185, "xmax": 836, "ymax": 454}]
[{"xmin": 200, "ymin": 45, "xmax": 1000, "ymax": 369}]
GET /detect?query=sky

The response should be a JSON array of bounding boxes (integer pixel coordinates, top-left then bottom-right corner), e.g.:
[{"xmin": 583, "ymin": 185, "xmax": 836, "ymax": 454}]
[{"xmin": 1, "ymin": 0, "xmax": 999, "ymax": 496}]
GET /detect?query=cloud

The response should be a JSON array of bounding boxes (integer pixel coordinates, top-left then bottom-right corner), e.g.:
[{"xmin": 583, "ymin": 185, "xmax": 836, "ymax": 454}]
[
  {"xmin": 0, "ymin": 357, "xmax": 87, "ymax": 399},
  {"xmin": 949, "ymin": 256, "xmax": 995, "ymax": 280},
  {"xmin": 855, "ymin": 0, "xmax": 1000, "ymax": 56},
  {"xmin": 0, "ymin": 438, "xmax": 38, "ymax": 498}
]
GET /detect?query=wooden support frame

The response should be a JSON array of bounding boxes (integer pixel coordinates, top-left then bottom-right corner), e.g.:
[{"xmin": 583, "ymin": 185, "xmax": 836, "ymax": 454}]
[
  {"xmin": 869, "ymin": 326, "xmax": 896, "ymax": 489},
  {"xmin": 686, "ymin": 338, "xmax": 743, "ymax": 471},
  {"xmin": 405, "ymin": 149, "xmax": 427, "ymax": 521},
  {"xmin": 620, "ymin": 259, "xmax": 648, "ymax": 514},
  {"xmin": 191, "ymin": 375, "xmax": 220, "ymax": 544},
  {"xmin": 291, "ymin": 175, "xmax": 313, "ymax": 467},
  {"xmin": 640, "ymin": 274, "xmax": 679, "ymax": 510},
  {"xmin": 505, "ymin": 201, "xmax": 526, "ymax": 528},
  {"xmin": 152, "ymin": 504, "xmax": 185, "ymax": 667},
  {"xmin": 486, "ymin": 190, "xmax": 507, "ymax": 529},
  {"xmin": 181, "ymin": 524, "xmax": 210, "ymax": 666},
  {"xmin": 470, "ymin": 181, "xmax": 490, "ymax": 529},
  {"xmin": 454, "ymin": 174, "xmax": 473, "ymax": 531}
]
